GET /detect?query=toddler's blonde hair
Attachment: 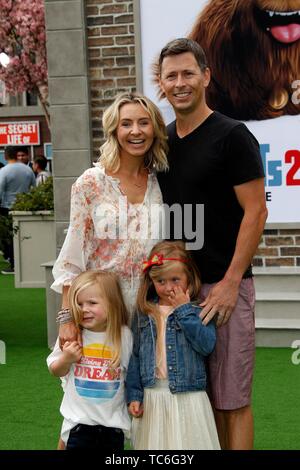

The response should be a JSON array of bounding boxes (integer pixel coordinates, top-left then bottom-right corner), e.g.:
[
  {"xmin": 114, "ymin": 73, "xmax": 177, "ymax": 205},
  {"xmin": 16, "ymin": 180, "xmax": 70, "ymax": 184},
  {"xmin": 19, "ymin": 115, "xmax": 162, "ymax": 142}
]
[{"xmin": 68, "ymin": 270, "xmax": 128, "ymax": 368}]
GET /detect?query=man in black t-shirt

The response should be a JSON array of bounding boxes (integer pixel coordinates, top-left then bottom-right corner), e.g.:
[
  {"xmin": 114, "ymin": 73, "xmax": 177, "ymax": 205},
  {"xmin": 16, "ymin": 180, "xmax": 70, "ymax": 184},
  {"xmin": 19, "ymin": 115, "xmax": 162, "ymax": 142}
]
[{"xmin": 157, "ymin": 38, "xmax": 268, "ymax": 450}]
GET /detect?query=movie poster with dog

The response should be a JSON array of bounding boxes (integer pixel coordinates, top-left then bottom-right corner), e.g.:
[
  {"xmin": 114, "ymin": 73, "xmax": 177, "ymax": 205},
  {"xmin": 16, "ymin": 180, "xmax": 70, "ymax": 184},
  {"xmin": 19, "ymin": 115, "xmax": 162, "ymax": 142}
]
[{"xmin": 139, "ymin": 0, "xmax": 300, "ymax": 223}]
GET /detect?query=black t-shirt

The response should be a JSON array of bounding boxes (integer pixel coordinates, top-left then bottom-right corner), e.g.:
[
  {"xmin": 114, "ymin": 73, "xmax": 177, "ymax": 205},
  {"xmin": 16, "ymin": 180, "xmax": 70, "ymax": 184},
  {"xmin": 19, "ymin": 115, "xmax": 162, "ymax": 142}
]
[{"xmin": 157, "ymin": 111, "xmax": 265, "ymax": 283}]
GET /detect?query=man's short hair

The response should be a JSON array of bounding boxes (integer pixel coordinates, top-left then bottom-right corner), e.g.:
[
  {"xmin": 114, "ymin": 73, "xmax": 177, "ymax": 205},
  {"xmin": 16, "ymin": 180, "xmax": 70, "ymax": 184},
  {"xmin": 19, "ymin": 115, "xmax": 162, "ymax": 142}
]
[
  {"xmin": 5, "ymin": 146, "xmax": 18, "ymax": 160},
  {"xmin": 16, "ymin": 146, "xmax": 29, "ymax": 155},
  {"xmin": 34, "ymin": 155, "xmax": 48, "ymax": 171},
  {"xmin": 159, "ymin": 38, "xmax": 208, "ymax": 73}
]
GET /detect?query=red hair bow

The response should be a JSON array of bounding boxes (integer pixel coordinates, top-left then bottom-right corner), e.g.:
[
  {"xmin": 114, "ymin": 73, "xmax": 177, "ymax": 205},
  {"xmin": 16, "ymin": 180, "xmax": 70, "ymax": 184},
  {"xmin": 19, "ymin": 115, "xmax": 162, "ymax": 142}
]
[{"xmin": 142, "ymin": 253, "xmax": 188, "ymax": 273}]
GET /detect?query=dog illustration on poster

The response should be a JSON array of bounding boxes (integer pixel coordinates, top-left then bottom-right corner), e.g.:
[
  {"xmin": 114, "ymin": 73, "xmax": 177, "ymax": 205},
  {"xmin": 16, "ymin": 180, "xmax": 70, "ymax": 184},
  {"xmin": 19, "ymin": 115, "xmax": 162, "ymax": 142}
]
[{"xmin": 188, "ymin": 0, "xmax": 300, "ymax": 120}]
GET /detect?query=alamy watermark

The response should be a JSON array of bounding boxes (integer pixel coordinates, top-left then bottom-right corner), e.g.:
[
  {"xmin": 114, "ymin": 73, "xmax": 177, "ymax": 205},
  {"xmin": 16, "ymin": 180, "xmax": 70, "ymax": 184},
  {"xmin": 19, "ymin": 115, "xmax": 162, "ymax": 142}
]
[
  {"xmin": 0, "ymin": 340, "xmax": 6, "ymax": 364},
  {"xmin": 94, "ymin": 199, "xmax": 204, "ymax": 250},
  {"xmin": 291, "ymin": 339, "xmax": 300, "ymax": 365},
  {"xmin": 291, "ymin": 80, "xmax": 300, "ymax": 105}
]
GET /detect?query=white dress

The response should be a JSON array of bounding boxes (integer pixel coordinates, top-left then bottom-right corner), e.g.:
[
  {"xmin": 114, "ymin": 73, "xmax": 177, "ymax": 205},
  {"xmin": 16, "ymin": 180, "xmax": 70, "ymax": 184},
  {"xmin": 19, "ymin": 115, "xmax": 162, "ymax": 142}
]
[
  {"xmin": 131, "ymin": 380, "xmax": 221, "ymax": 450},
  {"xmin": 51, "ymin": 164, "xmax": 163, "ymax": 316}
]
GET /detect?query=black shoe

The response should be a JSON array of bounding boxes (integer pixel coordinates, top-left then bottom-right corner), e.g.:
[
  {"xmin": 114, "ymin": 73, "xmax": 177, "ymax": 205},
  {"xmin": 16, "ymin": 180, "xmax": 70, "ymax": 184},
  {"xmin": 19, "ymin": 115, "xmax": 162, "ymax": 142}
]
[{"xmin": 1, "ymin": 267, "xmax": 15, "ymax": 275}]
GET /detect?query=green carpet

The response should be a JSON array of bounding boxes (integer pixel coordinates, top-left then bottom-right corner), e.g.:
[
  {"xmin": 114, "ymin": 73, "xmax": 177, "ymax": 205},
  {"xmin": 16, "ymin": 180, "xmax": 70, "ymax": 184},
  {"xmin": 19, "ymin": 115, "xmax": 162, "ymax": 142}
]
[
  {"xmin": 252, "ymin": 348, "xmax": 300, "ymax": 450},
  {"xmin": 0, "ymin": 257, "xmax": 62, "ymax": 450},
  {"xmin": 0, "ymin": 256, "xmax": 300, "ymax": 449}
]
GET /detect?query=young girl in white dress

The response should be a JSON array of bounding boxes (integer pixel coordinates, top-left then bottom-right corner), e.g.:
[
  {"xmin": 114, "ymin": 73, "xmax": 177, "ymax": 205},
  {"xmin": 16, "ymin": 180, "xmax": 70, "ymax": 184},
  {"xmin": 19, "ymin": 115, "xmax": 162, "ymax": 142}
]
[
  {"xmin": 47, "ymin": 270, "xmax": 132, "ymax": 450},
  {"xmin": 126, "ymin": 241, "xmax": 220, "ymax": 450}
]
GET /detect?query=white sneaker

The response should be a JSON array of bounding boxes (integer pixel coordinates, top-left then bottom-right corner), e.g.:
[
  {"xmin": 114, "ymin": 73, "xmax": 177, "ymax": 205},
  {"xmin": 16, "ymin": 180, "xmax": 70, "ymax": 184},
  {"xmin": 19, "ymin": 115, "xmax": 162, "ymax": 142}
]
[{"xmin": 1, "ymin": 268, "xmax": 15, "ymax": 274}]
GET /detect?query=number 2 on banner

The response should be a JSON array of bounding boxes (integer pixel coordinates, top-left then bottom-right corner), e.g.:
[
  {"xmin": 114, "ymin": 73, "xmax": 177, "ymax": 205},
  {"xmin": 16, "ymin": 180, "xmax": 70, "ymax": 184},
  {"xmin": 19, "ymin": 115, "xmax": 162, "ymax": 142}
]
[{"xmin": 285, "ymin": 150, "xmax": 300, "ymax": 186}]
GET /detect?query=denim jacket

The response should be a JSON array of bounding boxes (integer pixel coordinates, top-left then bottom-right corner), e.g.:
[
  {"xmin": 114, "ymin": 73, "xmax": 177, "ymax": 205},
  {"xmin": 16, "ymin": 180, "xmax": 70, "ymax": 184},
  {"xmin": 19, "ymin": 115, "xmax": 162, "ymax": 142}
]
[{"xmin": 126, "ymin": 302, "xmax": 216, "ymax": 404}]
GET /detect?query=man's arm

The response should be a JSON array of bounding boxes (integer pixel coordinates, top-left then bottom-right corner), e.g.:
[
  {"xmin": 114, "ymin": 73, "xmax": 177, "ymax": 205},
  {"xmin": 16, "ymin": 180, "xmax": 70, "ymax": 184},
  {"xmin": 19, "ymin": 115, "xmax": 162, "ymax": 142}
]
[
  {"xmin": 0, "ymin": 171, "xmax": 6, "ymax": 201},
  {"xmin": 31, "ymin": 170, "xmax": 36, "ymax": 187},
  {"xmin": 201, "ymin": 177, "xmax": 268, "ymax": 326}
]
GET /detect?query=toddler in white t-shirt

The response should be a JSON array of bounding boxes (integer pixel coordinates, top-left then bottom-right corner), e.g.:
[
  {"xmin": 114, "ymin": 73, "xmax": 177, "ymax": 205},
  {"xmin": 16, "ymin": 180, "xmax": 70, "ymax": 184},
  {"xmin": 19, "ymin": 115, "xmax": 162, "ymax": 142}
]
[{"xmin": 47, "ymin": 270, "xmax": 132, "ymax": 450}]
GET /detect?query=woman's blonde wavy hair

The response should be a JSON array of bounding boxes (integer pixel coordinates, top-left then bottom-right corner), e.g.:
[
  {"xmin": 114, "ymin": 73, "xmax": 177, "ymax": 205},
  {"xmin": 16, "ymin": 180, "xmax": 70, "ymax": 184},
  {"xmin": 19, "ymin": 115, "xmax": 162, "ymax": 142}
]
[
  {"xmin": 98, "ymin": 92, "xmax": 169, "ymax": 173},
  {"xmin": 68, "ymin": 270, "xmax": 128, "ymax": 368}
]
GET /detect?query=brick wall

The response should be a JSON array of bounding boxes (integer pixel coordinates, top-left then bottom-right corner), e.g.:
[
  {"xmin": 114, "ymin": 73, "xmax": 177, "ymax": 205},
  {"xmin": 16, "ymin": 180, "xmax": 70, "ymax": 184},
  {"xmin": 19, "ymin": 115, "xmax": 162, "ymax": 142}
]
[
  {"xmin": 85, "ymin": 1, "xmax": 300, "ymax": 269},
  {"xmin": 86, "ymin": 0, "xmax": 136, "ymax": 160},
  {"xmin": 254, "ymin": 229, "xmax": 300, "ymax": 267}
]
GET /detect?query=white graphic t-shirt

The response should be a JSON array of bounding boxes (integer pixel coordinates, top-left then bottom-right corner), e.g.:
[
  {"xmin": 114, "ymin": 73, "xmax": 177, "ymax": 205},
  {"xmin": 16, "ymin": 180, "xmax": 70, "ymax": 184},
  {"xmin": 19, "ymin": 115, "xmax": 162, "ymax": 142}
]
[{"xmin": 47, "ymin": 326, "xmax": 133, "ymax": 443}]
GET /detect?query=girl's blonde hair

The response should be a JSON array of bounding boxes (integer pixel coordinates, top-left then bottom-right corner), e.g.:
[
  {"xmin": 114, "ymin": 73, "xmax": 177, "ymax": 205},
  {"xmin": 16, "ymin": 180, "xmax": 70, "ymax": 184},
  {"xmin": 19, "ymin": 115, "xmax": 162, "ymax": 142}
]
[
  {"xmin": 137, "ymin": 240, "xmax": 202, "ymax": 317},
  {"xmin": 68, "ymin": 270, "xmax": 128, "ymax": 368},
  {"xmin": 98, "ymin": 92, "xmax": 169, "ymax": 173}
]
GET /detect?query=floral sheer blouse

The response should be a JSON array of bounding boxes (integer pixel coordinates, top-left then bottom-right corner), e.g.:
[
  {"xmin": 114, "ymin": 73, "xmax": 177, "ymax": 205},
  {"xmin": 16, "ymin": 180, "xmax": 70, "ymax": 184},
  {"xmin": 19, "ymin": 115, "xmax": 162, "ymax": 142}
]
[{"xmin": 51, "ymin": 164, "xmax": 163, "ymax": 316}]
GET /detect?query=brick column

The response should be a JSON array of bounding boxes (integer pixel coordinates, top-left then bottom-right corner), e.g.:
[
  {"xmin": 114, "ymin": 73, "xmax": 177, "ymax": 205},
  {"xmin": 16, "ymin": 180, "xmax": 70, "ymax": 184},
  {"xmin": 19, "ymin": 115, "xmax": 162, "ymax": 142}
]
[{"xmin": 86, "ymin": 0, "xmax": 137, "ymax": 159}]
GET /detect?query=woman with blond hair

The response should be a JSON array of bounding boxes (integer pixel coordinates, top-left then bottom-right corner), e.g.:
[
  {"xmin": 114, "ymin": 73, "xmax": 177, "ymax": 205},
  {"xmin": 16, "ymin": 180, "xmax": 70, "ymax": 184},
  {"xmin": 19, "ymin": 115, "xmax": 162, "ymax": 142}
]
[
  {"xmin": 52, "ymin": 92, "xmax": 168, "ymax": 346},
  {"xmin": 51, "ymin": 92, "xmax": 168, "ymax": 449}
]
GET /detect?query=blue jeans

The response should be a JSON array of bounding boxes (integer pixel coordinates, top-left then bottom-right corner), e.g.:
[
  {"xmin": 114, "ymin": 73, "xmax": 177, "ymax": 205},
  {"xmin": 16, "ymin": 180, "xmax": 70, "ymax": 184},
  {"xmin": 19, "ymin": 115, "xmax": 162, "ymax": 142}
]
[{"xmin": 66, "ymin": 423, "xmax": 124, "ymax": 451}]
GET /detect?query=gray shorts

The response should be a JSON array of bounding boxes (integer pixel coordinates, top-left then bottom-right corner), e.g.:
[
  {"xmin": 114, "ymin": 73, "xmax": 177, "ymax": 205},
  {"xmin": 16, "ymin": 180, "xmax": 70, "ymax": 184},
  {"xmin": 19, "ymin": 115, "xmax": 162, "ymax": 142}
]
[{"xmin": 201, "ymin": 278, "xmax": 256, "ymax": 411}]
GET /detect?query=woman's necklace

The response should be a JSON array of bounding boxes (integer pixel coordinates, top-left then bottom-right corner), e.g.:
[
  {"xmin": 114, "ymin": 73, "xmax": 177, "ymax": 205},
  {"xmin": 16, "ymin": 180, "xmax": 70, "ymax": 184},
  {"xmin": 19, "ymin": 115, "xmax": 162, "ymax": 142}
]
[
  {"xmin": 115, "ymin": 168, "xmax": 149, "ymax": 200},
  {"xmin": 122, "ymin": 172, "xmax": 147, "ymax": 190},
  {"xmin": 119, "ymin": 178, "xmax": 146, "ymax": 199}
]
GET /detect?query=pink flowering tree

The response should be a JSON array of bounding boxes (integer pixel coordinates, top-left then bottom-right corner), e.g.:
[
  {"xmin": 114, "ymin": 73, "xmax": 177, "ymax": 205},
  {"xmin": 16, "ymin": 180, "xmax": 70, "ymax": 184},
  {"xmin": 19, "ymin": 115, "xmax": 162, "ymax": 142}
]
[{"xmin": 0, "ymin": 0, "xmax": 49, "ymax": 127}]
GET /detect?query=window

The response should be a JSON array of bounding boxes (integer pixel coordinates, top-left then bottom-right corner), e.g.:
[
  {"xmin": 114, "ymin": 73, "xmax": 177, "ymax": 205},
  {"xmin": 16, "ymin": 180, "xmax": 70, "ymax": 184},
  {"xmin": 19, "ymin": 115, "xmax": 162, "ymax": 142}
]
[
  {"xmin": 26, "ymin": 90, "xmax": 38, "ymax": 106},
  {"xmin": 0, "ymin": 85, "xmax": 38, "ymax": 107},
  {"xmin": 44, "ymin": 143, "xmax": 53, "ymax": 172},
  {"xmin": 0, "ymin": 81, "xmax": 7, "ymax": 106}
]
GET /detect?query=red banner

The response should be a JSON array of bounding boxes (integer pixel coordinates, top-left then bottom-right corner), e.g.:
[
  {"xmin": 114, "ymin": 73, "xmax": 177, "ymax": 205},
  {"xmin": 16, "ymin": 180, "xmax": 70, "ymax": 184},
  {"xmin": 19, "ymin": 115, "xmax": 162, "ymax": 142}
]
[{"xmin": 0, "ymin": 121, "xmax": 40, "ymax": 145}]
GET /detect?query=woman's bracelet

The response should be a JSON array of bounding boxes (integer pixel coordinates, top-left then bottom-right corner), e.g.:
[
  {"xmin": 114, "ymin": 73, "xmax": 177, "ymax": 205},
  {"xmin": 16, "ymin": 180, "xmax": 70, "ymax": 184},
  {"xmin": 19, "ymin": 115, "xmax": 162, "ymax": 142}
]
[{"xmin": 56, "ymin": 308, "xmax": 73, "ymax": 324}]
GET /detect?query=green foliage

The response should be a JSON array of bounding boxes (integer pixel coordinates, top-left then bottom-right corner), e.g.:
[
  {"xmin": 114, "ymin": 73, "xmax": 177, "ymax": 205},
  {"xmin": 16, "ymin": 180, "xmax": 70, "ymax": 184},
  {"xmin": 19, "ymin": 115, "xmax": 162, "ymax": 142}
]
[
  {"xmin": 11, "ymin": 177, "xmax": 54, "ymax": 211},
  {"xmin": 0, "ymin": 213, "xmax": 13, "ymax": 252}
]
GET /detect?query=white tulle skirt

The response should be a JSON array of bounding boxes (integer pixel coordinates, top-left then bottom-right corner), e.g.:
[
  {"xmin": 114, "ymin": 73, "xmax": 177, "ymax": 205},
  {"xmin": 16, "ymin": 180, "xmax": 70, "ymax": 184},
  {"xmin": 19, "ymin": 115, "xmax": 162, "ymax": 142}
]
[{"xmin": 131, "ymin": 379, "xmax": 220, "ymax": 450}]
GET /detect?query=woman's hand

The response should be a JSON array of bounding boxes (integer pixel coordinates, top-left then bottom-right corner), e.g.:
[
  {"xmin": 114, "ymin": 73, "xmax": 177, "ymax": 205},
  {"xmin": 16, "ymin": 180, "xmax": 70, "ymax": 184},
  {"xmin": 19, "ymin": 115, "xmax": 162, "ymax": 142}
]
[
  {"xmin": 128, "ymin": 401, "xmax": 144, "ymax": 418},
  {"xmin": 59, "ymin": 322, "xmax": 82, "ymax": 350}
]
